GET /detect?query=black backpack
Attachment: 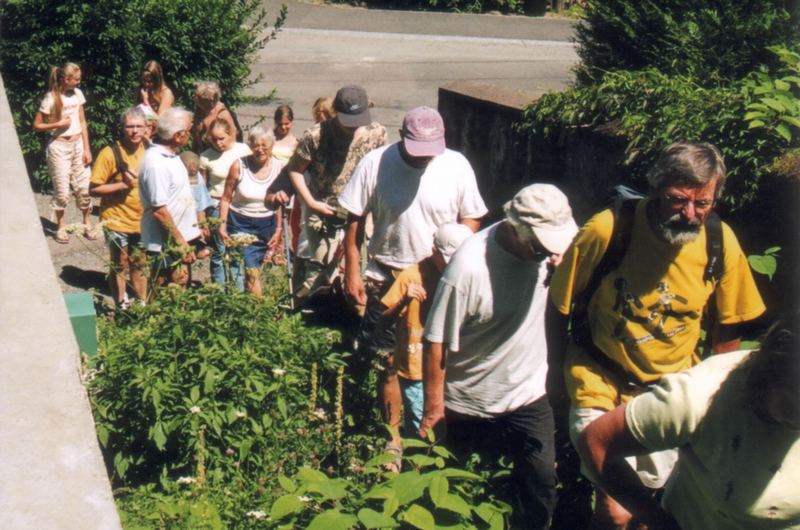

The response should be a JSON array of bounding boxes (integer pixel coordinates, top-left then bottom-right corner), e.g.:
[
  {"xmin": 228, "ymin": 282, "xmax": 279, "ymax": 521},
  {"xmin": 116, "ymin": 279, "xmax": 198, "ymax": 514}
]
[{"xmin": 570, "ymin": 190, "xmax": 724, "ymax": 385}]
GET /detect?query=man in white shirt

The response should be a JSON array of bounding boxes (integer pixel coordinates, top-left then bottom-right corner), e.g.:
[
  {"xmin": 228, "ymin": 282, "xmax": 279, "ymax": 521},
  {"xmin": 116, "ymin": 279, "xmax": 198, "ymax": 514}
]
[
  {"xmin": 338, "ymin": 106, "xmax": 487, "ymax": 433},
  {"xmin": 139, "ymin": 107, "xmax": 201, "ymax": 289},
  {"xmin": 421, "ymin": 184, "xmax": 578, "ymax": 530},
  {"xmin": 578, "ymin": 315, "xmax": 799, "ymax": 530}
]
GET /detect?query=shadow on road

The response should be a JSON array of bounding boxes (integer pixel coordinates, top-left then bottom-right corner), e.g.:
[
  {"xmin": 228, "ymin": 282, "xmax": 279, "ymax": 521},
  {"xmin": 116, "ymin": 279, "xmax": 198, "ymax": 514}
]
[{"xmin": 59, "ymin": 265, "xmax": 109, "ymax": 295}]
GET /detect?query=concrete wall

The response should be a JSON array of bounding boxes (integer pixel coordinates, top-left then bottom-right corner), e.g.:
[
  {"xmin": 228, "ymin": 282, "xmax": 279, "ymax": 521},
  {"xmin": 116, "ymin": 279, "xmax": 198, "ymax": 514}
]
[
  {"xmin": 0, "ymin": 76, "xmax": 121, "ymax": 529},
  {"xmin": 439, "ymin": 80, "xmax": 628, "ymax": 223}
]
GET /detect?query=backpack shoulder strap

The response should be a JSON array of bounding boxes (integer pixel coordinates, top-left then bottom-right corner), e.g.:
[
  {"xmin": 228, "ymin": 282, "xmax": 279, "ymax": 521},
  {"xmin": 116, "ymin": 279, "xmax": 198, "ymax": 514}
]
[
  {"xmin": 583, "ymin": 198, "xmax": 638, "ymax": 301},
  {"xmin": 704, "ymin": 211, "xmax": 724, "ymax": 284},
  {"xmin": 107, "ymin": 142, "xmax": 128, "ymax": 183}
]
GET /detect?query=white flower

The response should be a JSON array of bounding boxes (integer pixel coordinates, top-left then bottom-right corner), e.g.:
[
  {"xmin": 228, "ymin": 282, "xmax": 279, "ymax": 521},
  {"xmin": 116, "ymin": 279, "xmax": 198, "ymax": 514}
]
[
  {"xmin": 298, "ymin": 495, "xmax": 312, "ymax": 503},
  {"xmin": 235, "ymin": 410, "xmax": 246, "ymax": 419},
  {"xmin": 246, "ymin": 511, "xmax": 268, "ymax": 520},
  {"xmin": 312, "ymin": 408, "xmax": 327, "ymax": 421},
  {"xmin": 272, "ymin": 368, "xmax": 286, "ymax": 376},
  {"xmin": 176, "ymin": 476, "xmax": 196, "ymax": 485},
  {"xmin": 190, "ymin": 406, "xmax": 201, "ymax": 414},
  {"xmin": 228, "ymin": 233, "xmax": 259, "ymax": 247}
]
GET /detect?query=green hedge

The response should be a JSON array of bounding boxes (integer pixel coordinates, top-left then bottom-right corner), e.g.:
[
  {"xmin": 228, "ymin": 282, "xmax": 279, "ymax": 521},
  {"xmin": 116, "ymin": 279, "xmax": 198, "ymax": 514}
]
[
  {"xmin": 519, "ymin": 65, "xmax": 793, "ymax": 211},
  {"xmin": 0, "ymin": 0, "xmax": 286, "ymax": 190},
  {"xmin": 574, "ymin": 0, "xmax": 797, "ymax": 85}
]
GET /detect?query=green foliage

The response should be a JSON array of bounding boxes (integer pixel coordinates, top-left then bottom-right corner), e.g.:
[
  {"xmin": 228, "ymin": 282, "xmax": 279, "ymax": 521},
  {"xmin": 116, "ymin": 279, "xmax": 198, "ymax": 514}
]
[
  {"xmin": 744, "ymin": 47, "xmax": 800, "ymax": 144},
  {"xmin": 520, "ymin": 68, "xmax": 786, "ymax": 209},
  {"xmin": 748, "ymin": 246, "xmax": 781, "ymax": 281},
  {"xmin": 0, "ymin": 0, "xmax": 286, "ymax": 190},
  {"xmin": 574, "ymin": 0, "xmax": 797, "ymax": 85},
  {"xmin": 88, "ymin": 281, "xmax": 343, "ymax": 484},
  {"xmin": 267, "ymin": 437, "xmax": 511, "ymax": 529},
  {"xmin": 324, "ymin": 0, "xmax": 527, "ymax": 15}
]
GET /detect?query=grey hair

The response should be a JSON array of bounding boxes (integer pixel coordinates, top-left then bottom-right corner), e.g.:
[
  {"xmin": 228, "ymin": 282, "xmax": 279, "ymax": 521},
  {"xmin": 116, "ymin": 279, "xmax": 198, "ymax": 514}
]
[
  {"xmin": 156, "ymin": 107, "xmax": 193, "ymax": 140},
  {"xmin": 194, "ymin": 80, "xmax": 221, "ymax": 102},
  {"xmin": 646, "ymin": 142, "xmax": 727, "ymax": 198},
  {"xmin": 119, "ymin": 107, "xmax": 146, "ymax": 129},
  {"xmin": 247, "ymin": 126, "xmax": 275, "ymax": 148}
]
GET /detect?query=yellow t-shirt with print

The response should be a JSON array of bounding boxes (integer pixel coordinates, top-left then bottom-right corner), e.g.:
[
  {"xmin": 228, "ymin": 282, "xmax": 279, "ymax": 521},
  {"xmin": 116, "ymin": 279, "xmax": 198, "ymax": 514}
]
[
  {"xmin": 90, "ymin": 142, "xmax": 146, "ymax": 233},
  {"xmin": 380, "ymin": 260, "xmax": 441, "ymax": 381},
  {"xmin": 549, "ymin": 199, "xmax": 765, "ymax": 410}
]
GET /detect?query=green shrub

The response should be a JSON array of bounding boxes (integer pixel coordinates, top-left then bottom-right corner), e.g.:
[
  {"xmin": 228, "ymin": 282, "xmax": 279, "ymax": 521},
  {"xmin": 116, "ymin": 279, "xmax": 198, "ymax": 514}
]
[
  {"xmin": 744, "ymin": 46, "xmax": 800, "ymax": 144},
  {"xmin": 574, "ymin": 0, "xmax": 797, "ymax": 85},
  {"xmin": 0, "ymin": 0, "xmax": 286, "ymax": 190},
  {"xmin": 324, "ymin": 0, "xmax": 527, "ymax": 15},
  {"xmin": 88, "ymin": 283, "xmax": 343, "ymax": 485},
  {"xmin": 520, "ymin": 67, "xmax": 789, "ymax": 210}
]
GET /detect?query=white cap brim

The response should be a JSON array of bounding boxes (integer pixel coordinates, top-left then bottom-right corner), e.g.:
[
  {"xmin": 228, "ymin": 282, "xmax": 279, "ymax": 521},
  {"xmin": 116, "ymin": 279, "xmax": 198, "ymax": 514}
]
[{"xmin": 532, "ymin": 218, "xmax": 578, "ymax": 255}]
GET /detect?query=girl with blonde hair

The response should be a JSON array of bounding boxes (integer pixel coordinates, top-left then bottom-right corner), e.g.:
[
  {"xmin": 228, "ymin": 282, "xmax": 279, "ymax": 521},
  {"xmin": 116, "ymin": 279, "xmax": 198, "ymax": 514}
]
[
  {"xmin": 136, "ymin": 60, "xmax": 174, "ymax": 116},
  {"xmin": 33, "ymin": 62, "xmax": 94, "ymax": 243}
]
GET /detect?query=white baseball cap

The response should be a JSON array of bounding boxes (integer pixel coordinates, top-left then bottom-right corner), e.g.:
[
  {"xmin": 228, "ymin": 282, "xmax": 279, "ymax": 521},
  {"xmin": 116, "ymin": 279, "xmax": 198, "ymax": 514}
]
[
  {"xmin": 504, "ymin": 183, "xmax": 578, "ymax": 255},
  {"xmin": 433, "ymin": 223, "xmax": 474, "ymax": 263}
]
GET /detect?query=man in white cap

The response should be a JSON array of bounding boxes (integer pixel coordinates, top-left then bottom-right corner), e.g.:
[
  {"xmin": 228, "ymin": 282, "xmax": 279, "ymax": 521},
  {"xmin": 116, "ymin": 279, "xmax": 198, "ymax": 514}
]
[
  {"xmin": 286, "ymin": 84, "xmax": 387, "ymax": 302},
  {"xmin": 420, "ymin": 183, "xmax": 579, "ymax": 530},
  {"xmin": 338, "ymin": 105, "xmax": 487, "ymax": 417}
]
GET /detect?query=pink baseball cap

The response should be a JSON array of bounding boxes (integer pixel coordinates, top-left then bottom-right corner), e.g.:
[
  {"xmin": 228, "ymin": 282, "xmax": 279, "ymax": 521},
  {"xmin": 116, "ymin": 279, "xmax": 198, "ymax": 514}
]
[{"xmin": 401, "ymin": 106, "xmax": 446, "ymax": 157}]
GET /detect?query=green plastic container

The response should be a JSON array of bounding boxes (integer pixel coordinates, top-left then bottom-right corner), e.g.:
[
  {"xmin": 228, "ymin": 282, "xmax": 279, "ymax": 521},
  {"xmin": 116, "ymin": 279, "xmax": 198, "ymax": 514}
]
[{"xmin": 63, "ymin": 292, "xmax": 97, "ymax": 357}]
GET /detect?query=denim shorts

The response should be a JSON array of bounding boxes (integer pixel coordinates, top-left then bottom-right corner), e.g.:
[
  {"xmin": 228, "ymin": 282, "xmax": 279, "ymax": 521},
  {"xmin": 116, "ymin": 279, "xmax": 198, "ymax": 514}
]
[
  {"xmin": 105, "ymin": 229, "xmax": 141, "ymax": 251},
  {"xmin": 227, "ymin": 210, "xmax": 277, "ymax": 268}
]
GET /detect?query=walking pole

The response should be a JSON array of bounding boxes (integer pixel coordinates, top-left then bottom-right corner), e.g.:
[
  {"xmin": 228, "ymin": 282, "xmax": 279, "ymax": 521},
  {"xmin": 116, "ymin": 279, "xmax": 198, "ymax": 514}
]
[{"xmin": 281, "ymin": 206, "xmax": 294, "ymax": 310}]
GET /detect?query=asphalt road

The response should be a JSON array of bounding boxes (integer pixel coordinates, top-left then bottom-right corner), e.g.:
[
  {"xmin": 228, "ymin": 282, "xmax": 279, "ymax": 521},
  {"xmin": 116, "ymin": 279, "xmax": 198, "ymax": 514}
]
[{"xmin": 241, "ymin": 0, "xmax": 578, "ymax": 141}]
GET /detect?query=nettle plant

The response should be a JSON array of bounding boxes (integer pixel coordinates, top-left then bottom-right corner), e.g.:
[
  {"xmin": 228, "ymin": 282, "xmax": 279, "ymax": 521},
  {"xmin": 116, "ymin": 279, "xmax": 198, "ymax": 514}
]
[
  {"xmin": 267, "ymin": 433, "xmax": 511, "ymax": 530},
  {"xmin": 88, "ymin": 280, "xmax": 345, "ymax": 485}
]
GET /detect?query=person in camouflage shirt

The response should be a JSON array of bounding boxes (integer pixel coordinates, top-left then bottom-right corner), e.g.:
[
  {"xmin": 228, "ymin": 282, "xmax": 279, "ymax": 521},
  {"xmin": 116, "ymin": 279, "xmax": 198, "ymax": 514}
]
[{"xmin": 287, "ymin": 85, "xmax": 387, "ymax": 303}]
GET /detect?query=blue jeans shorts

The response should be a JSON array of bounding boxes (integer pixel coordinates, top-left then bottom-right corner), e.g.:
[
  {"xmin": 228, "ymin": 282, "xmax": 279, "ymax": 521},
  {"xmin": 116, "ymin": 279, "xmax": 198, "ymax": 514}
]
[
  {"xmin": 105, "ymin": 229, "xmax": 141, "ymax": 251},
  {"xmin": 227, "ymin": 210, "xmax": 277, "ymax": 268}
]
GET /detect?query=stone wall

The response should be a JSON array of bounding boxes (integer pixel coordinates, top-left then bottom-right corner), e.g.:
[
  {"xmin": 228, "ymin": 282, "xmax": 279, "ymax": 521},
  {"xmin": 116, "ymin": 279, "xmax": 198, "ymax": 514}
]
[
  {"xmin": 0, "ymin": 76, "xmax": 121, "ymax": 529},
  {"xmin": 438, "ymin": 80, "xmax": 629, "ymax": 224}
]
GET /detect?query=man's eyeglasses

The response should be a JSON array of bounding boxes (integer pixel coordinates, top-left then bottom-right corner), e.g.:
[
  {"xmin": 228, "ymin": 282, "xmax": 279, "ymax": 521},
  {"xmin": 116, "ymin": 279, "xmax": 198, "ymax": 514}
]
[{"xmin": 662, "ymin": 194, "xmax": 714, "ymax": 211}]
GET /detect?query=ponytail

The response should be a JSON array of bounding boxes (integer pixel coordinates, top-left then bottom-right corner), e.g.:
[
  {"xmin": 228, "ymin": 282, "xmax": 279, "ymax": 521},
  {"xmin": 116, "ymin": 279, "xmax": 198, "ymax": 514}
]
[{"xmin": 47, "ymin": 66, "xmax": 64, "ymax": 121}]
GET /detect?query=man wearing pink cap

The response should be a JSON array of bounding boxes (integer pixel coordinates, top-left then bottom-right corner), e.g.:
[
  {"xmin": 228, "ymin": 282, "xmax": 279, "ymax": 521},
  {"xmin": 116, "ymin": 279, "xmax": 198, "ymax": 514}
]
[
  {"xmin": 338, "ymin": 106, "xmax": 487, "ymax": 426},
  {"xmin": 421, "ymin": 183, "xmax": 579, "ymax": 530}
]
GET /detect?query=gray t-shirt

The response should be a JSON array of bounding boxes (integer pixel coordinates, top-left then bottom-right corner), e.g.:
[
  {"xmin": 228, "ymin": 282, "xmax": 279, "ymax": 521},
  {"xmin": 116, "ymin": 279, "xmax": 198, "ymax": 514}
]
[
  {"xmin": 139, "ymin": 144, "xmax": 201, "ymax": 252},
  {"xmin": 424, "ymin": 222, "xmax": 550, "ymax": 417}
]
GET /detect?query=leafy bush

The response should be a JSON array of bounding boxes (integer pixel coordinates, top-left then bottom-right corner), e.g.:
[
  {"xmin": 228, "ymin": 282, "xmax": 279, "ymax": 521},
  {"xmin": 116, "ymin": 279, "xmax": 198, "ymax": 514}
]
[
  {"xmin": 744, "ymin": 46, "xmax": 800, "ymax": 144},
  {"xmin": 88, "ymin": 282, "xmax": 343, "ymax": 485},
  {"xmin": 0, "ymin": 0, "xmax": 286, "ymax": 190},
  {"xmin": 519, "ymin": 63, "xmax": 792, "ymax": 210},
  {"xmin": 574, "ymin": 0, "xmax": 797, "ymax": 85},
  {"xmin": 324, "ymin": 0, "xmax": 528, "ymax": 15}
]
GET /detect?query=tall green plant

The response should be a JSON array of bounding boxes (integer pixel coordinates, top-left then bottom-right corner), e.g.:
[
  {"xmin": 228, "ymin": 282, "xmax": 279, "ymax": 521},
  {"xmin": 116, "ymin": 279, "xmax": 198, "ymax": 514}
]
[
  {"xmin": 574, "ymin": 0, "xmax": 796, "ymax": 85},
  {"xmin": 0, "ymin": 0, "xmax": 286, "ymax": 190}
]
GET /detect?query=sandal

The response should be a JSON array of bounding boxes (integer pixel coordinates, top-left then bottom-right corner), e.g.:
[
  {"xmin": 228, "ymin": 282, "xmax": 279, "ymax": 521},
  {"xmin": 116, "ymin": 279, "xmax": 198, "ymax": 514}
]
[
  {"xmin": 54, "ymin": 229, "xmax": 70, "ymax": 244},
  {"xmin": 83, "ymin": 225, "xmax": 98, "ymax": 241}
]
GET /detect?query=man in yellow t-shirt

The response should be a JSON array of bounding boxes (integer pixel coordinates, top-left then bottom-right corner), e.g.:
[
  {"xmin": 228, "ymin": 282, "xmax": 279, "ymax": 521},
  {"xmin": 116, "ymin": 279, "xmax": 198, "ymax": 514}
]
[
  {"xmin": 546, "ymin": 142, "xmax": 766, "ymax": 529},
  {"xmin": 89, "ymin": 107, "xmax": 148, "ymax": 307}
]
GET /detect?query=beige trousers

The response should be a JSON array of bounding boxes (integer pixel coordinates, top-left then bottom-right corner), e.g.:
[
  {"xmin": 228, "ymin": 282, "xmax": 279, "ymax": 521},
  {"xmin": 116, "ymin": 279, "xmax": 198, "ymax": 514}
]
[{"xmin": 47, "ymin": 137, "xmax": 91, "ymax": 211}]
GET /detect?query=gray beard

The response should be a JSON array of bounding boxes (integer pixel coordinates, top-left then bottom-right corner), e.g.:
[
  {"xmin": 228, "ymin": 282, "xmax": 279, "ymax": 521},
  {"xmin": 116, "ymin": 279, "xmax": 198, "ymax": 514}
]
[{"xmin": 656, "ymin": 213, "xmax": 702, "ymax": 245}]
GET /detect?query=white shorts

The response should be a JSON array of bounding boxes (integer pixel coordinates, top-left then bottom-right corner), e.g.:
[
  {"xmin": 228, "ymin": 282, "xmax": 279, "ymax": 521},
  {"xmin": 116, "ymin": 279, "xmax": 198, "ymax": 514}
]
[{"xmin": 570, "ymin": 407, "xmax": 678, "ymax": 489}]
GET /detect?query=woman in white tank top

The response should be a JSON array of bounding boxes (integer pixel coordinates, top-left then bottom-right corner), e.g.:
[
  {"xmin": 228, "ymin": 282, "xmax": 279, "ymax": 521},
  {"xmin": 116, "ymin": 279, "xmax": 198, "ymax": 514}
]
[{"xmin": 218, "ymin": 127, "xmax": 285, "ymax": 296}]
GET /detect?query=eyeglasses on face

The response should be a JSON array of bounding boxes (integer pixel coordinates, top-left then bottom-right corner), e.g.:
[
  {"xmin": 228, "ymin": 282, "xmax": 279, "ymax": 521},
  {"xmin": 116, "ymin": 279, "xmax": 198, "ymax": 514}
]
[{"xmin": 662, "ymin": 194, "xmax": 714, "ymax": 211}]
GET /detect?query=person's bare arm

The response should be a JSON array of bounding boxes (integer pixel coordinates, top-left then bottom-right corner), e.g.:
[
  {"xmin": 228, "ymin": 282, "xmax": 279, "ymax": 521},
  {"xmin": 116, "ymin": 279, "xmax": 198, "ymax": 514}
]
[
  {"xmin": 79, "ymin": 104, "xmax": 92, "ymax": 165},
  {"xmin": 217, "ymin": 160, "xmax": 240, "ymax": 241},
  {"xmin": 419, "ymin": 339, "xmax": 447, "ymax": 439},
  {"xmin": 152, "ymin": 206, "xmax": 196, "ymax": 264},
  {"xmin": 578, "ymin": 405, "xmax": 680, "ymax": 530},
  {"xmin": 90, "ymin": 171, "xmax": 136, "ymax": 197},
  {"xmin": 287, "ymin": 156, "xmax": 335, "ymax": 217},
  {"xmin": 711, "ymin": 322, "xmax": 741, "ymax": 354},
  {"xmin": 458, "ymin": 217, "xmax": 481, "ymax": 232},
  {"xmin": 343, "ymin": 213, "xmax": 367, "ymax": 305},
  {"xmin": 157, "ymin": 87, "xmax": 175, "ymax": 114},
  {"xmin": 32, "ymin": 111, "xmax": 70, "ymax": 133}
]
